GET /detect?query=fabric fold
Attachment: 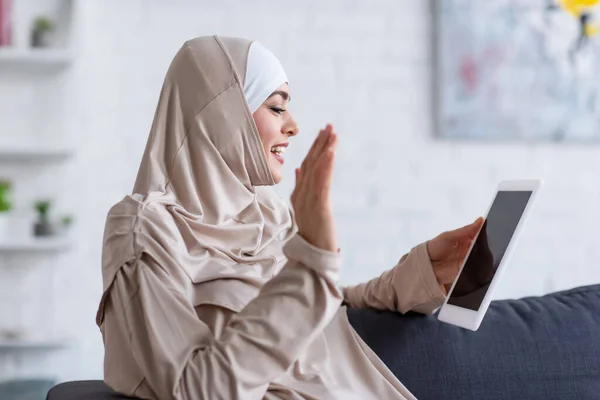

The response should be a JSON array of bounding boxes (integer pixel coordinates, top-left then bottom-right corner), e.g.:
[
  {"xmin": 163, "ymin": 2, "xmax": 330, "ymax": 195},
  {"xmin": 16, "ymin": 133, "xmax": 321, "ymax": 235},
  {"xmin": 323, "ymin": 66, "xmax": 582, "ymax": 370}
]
[{"xmin": 283, "ymin": 234, "xmax": 342, "ymax": 282}]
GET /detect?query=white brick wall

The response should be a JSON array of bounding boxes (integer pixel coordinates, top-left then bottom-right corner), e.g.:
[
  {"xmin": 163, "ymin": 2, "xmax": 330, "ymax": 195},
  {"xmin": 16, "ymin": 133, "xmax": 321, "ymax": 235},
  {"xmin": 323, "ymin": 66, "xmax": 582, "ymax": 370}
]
[{"xmin": 0, "ymin": 0, "xmax": 598, "ymax": 384}]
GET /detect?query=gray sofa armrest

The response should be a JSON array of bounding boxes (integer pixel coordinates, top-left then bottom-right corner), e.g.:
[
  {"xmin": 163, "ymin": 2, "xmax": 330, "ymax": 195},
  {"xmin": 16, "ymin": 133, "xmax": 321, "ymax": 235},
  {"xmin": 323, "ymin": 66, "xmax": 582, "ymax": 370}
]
[
  {"xmin": 47, "ymin": 380, "xmax": 136, "ymax": 400},
  {"xmin": 347, "ymin": 284, "xmax": 600, "ymax": 400}
]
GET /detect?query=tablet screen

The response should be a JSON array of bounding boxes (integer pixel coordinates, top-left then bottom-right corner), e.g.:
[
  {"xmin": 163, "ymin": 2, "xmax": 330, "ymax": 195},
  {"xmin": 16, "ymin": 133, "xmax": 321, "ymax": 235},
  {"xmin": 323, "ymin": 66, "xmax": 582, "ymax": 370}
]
[{"xmin": 447, "ymin": 190, "xmax": 533, "ymax": 311}]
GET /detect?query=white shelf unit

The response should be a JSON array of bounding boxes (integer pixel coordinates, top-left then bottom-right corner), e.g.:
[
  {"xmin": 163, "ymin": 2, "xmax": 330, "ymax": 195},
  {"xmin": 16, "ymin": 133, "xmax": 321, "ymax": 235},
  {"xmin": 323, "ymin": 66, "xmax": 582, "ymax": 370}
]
[
  {"xmin": 0, "ymin": 48, "xmax": 73, "ymax": 72},
  {"xmin": 0, "ymin": 238, "xmax": 71, "ymax": 253},
  {"xmin": 0, "ymin": 0, "xmax": 79, "ymax": 384},
  {"xmin": 0, "ymin": 147, "xmax": 74, "ymax": 163},
  {"xmin": 0, "ymin": 338, "xmax": 69, "ymax": 351},
  {"xmin": 0, "ymin": 0, "xmax": 78, "ymax": 72}
]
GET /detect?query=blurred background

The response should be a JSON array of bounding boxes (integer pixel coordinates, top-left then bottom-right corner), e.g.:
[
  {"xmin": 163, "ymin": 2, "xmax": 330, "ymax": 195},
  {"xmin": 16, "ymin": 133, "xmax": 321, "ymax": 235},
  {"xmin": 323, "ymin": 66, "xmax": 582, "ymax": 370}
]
[{"xmin": 1, "ymin": 0, "xmax": 599, "ymax": 397}]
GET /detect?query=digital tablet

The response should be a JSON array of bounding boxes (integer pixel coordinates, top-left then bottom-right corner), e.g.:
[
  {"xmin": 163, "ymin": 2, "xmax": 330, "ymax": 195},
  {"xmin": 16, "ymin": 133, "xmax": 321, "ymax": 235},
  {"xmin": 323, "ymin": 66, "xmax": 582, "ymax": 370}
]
[{"xmin": 437, "ymin": 179, "xmax": 542, "ymax": 331}]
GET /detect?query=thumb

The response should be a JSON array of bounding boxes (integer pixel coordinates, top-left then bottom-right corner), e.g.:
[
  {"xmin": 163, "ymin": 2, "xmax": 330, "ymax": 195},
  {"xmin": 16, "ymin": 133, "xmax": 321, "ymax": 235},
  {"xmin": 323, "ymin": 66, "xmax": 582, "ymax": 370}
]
[{"xmin": 448, "ymin": 217, "xmax": 484, "ymax": 240}]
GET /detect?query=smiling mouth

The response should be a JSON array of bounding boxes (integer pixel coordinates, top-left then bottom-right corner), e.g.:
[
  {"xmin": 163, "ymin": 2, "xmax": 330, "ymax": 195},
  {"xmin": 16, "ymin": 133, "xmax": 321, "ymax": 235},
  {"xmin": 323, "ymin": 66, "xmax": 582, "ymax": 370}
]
[
  {"xmin": 270, "ymin": 145, "xmax": 287, "ymax": 155},
  {"xmin": 270, "ymin": 145, "xmax": 286, "ymax": 165}
]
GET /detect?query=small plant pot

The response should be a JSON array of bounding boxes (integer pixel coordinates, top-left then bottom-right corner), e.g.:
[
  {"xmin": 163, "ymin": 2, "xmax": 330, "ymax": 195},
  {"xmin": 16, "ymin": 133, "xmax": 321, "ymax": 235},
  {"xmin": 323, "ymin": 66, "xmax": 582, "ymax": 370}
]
[
  {"xmin": 56, "ymin": 225, "xmax": 72, "ymax": 237},
  {"xmin": 31, "ymin": 30, "xmax": 52, "ymax": 48},
  {"xmin": 57, "ymin": 215, "xmax": 74, "ymax": 237},
  {"xmin": 34, "ymin": 219, "xmax": 54, "ymax": 237}
]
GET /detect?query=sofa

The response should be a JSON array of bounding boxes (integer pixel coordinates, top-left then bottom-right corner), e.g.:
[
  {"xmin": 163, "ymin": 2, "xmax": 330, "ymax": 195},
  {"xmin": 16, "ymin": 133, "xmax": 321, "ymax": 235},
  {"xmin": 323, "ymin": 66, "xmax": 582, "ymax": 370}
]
[{"xmin": 46, "ymin": 283, "xmax": 600, "ymax": 400}]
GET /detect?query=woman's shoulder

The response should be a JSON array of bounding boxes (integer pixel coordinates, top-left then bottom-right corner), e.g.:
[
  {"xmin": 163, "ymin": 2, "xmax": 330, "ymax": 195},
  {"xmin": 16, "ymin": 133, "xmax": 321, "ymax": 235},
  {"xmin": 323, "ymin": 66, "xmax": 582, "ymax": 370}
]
[
  {"xmin": 103, "ymin": 192, "xmax": 187, "ymax": 262},
  {"xmin": 106, "ymin": 192, "xmax": 174, "ymax": 216},
  {"xmin": 106, "ymin": 192, "xmax": 182, "ymax": 227}
]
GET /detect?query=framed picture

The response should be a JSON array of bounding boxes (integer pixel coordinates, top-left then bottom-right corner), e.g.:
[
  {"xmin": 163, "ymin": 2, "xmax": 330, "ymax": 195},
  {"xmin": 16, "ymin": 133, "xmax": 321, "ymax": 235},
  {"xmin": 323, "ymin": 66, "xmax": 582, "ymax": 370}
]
[{"xmin": 435, "ymin": 0, "xmax": 600, "ymax": 141}]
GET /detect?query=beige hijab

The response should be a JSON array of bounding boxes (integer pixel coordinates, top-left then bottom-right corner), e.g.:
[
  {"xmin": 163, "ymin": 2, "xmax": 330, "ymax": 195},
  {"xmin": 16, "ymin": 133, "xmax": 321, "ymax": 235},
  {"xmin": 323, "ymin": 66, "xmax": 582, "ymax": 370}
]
[{"xmin": 96, "ymin": 35, "xmax": 297, "ymax": 326}]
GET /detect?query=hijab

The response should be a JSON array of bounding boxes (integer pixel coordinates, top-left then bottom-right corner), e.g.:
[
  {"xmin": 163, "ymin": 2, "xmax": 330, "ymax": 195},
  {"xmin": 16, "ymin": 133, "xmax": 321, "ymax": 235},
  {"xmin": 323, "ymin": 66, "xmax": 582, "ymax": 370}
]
[{"xmin": 96, "ymin": 35, "xmax": 297, "ymax": 327}]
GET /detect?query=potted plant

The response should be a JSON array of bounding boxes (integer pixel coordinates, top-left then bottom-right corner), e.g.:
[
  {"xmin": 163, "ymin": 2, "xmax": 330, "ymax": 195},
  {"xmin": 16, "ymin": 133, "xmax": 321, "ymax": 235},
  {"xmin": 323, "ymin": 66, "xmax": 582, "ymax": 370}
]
[
  {"xmin": 33, "ymin": 199, "xmax": 54, "ymax": 237},
  {"xmin": 0, "ymin": 180, "xmax": 13, "ymax": 240},
  {"xmin": 31, "ymin": 16, "xmax": 55, "ymax": 48},
  {"xmin": 58, "ymin": 214, "xmax": 74, "ymax": 236}
]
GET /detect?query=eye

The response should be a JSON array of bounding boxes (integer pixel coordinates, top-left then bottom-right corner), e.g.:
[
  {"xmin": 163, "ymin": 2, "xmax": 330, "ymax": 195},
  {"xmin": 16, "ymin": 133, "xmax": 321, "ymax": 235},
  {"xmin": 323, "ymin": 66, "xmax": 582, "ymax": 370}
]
[{"xmin": 270, "ymin": 107, "xmax": 286, "ymax": 115}]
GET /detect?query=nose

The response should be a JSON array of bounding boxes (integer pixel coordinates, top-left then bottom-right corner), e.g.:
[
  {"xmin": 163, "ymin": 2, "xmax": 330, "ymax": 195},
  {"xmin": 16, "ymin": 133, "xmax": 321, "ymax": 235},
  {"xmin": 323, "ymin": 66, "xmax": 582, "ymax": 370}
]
[{"xmin": 284, "ymin": 114, "xmax": 299, "ymax": 137}]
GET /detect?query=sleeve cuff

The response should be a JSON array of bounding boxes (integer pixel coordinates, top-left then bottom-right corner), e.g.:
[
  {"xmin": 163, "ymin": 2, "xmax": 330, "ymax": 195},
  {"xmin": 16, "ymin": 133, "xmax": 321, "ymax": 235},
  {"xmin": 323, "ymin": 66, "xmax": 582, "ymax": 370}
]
[{"xmin": 283, "ymin": 234, "xmax": 342, "ymax": 282}]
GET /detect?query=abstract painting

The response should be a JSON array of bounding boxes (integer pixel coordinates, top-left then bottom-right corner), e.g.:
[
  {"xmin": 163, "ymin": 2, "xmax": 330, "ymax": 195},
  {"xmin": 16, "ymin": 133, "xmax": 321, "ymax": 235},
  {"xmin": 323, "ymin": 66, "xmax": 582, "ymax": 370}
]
[{"xmin": 437, "ymin": 0, "xmax": 600, "ymax": 141}]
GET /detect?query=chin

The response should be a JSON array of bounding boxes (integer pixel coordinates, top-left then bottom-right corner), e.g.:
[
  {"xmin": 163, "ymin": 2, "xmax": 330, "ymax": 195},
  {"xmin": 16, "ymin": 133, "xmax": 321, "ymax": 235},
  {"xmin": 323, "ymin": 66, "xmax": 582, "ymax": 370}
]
[
  {"xmin": 265, "ymin": 152, "xmax": 284, "ymax": 184},
  {"xmin": 271, "ymin": 171, "xmax": 282, "ymax": 184},
  {"xmin": 270, "ymin": 163, "xmax": 283, "ymax": 184}
]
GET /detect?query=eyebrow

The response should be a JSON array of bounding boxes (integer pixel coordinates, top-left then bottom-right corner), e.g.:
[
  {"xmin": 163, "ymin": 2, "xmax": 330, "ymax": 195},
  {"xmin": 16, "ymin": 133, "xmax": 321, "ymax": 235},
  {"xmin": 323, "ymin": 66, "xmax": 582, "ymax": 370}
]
[{"xmin": 268, "ymin": 90, "xmax": 291, "ymax": 102}]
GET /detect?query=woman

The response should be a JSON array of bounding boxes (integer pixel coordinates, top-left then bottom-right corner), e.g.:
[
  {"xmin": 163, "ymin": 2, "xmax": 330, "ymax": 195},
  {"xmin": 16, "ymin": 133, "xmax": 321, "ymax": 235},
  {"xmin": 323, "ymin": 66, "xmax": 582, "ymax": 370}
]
[{"xmin": 96, "ymin": 35, "xmax": 482, "ymax": 400}]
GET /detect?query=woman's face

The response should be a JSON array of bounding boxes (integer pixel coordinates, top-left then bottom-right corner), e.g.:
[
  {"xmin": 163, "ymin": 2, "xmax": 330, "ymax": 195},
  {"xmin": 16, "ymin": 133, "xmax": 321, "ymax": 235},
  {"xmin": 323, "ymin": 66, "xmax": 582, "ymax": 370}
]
[{"xmin": 253, "ymin": 83, "xmax": 299, "ymax": 184}]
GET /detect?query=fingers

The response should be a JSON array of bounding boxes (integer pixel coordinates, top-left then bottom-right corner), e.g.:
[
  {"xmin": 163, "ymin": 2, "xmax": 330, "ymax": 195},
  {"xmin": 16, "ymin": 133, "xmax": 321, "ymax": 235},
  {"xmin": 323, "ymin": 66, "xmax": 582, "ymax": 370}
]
[
  {"xmin": 315, "ymin": 124, "xmax": 334, "ymax": 156},
  {"xmin": 311, "ymin": 125, "xmax": 334, "ymax": 168},
  {"xmin": 291, "ymin": 168, "xmax": 300, "ymax": 205},
  {"xmin": 302, "ymin": 124, "xmax": 333, "ymax": 174},
  {"xmin": 302, "ymin": 131, "xmax": 337, "ymax": 205},
  {"xmin": 296, "ymin": 124, "xmax": 335, "ymax": 192},
  {"xmin": 470, "ymin": 217, "xmax": 485, "ymax": 237},
  {"xmin": 298, "ymin": 129, "xmax": 323, "ymax": 191},
  {"xmin": 445, "ymin": 217, "xmax": 484, "ymax": 241},
  {"xmin": 301, "ymin": 129, "xmax": 324, "ymax": 172},
  {"xmin": 456, "ymin": 239, "xmax": 473, "ymax": 259},
  {"xmin": 315, "ymin": 133, "xmax": 337, "ymax": 197},
  {"xmin": 301, "ymin": 127, "xmax": 325, "ymax": 170},
  {"xmin": 293, "ymin": 124, "xmax": 337, "ymax": 210}
]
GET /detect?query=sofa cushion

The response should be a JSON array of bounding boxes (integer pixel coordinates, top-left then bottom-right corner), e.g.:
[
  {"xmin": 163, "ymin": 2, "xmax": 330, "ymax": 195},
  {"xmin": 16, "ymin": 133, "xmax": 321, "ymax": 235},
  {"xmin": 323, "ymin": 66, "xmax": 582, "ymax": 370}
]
[
  {"xmin": 46, "ymin": 380, "xmax": 135, "ymax": 400},
  {"xmin": 347, "ymin": 284, "xmax": 600, "ymax": 400}
]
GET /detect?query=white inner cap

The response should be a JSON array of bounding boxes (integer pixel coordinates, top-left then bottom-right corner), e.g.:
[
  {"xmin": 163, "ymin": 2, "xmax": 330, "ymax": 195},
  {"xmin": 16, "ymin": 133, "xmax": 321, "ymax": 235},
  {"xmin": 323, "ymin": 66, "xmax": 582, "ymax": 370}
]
[{"xmin": 244, "ymin": 41, "xmax": 288, "ymax": 114}]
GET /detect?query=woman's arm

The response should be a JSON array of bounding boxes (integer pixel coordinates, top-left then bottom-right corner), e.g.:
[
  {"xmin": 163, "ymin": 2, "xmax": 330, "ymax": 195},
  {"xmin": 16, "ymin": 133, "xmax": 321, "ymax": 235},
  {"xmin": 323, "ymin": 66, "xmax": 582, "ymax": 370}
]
[
  {"xmin": 105, "ymin": 233, "xmax": 342, "ymax": 400},
  {"xmin": 342, "ymin": 241, "xmax": 446, "ymax": 315}
]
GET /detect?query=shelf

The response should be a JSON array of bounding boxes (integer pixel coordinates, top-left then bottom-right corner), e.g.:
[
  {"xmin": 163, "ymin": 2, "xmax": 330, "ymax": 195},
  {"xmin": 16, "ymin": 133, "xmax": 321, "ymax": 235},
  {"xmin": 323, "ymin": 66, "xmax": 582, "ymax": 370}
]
[
  {"xmin": 0, "ymin": 148, "xmax": 74, "ymax": 163},
  {"xmin": 0, "ymin": 48, "xmax": 74, "ymax": 72},
  {"xmin": 0, "ymin": 238, "xmax": 72, "ymax": 253},
  {"xmin": 0, "ymin": 338, "xmax": 69, "ymax": 351}
]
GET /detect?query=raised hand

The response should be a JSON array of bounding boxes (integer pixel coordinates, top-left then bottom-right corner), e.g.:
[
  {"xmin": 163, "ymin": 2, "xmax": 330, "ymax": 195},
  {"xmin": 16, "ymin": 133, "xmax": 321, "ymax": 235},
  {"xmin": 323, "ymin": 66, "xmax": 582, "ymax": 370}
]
[{"xmin": 291, "ymin": 124, "xmax": 338, "ymax": 253}]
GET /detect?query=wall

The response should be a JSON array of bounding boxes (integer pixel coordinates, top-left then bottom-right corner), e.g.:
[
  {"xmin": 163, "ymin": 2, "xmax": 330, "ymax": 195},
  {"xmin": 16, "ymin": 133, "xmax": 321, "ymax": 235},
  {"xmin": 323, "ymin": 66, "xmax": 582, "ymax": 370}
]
[{"xmin": 0, "ymin": 0, "xmax": 598, "ymax": 383}]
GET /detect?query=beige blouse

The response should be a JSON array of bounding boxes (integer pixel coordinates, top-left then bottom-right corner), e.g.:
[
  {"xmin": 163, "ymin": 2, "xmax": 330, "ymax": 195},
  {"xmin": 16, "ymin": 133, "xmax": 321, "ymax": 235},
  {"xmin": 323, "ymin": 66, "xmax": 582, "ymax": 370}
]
[
  {"xmin": 99, "ymin": 233, "xmax": 446, "ymax": 400},
  {"xmin": 97, "ymin": 35, "xmax": 447, "ymax": 400}
]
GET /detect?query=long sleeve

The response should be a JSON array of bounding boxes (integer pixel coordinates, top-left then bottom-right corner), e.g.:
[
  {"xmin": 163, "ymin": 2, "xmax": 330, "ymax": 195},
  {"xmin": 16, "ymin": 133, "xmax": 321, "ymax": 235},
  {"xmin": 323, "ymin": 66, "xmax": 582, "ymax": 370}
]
[
  {"xmin": 342, "ymin": 241, "xmax": 446, "ymax": 315},
  {"xmin": 102, "ymin": 233, "xmax": 344, "ymax": 400}
]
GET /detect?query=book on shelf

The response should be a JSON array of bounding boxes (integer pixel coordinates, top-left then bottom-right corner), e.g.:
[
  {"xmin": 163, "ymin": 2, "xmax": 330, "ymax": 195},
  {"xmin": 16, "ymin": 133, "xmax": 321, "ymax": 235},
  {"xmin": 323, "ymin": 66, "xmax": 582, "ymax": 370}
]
[{"xmin": 0, "ymin": 0, "xmax": 12, "ymax": 47}]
